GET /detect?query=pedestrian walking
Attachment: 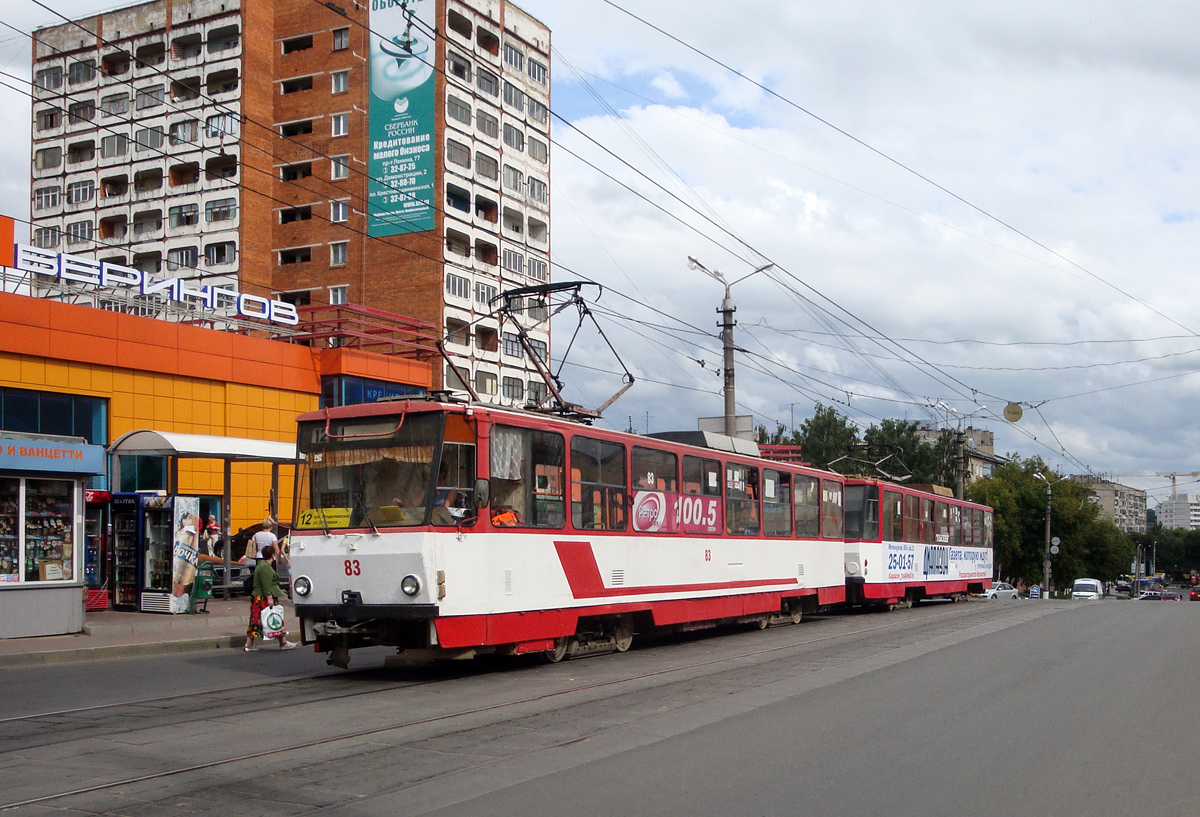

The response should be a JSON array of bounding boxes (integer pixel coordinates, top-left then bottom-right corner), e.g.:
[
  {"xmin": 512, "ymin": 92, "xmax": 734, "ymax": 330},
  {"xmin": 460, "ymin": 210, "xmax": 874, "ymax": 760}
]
[{"xmin": 244, "ymin": 544, "xmax": 296, "ymax": 652}]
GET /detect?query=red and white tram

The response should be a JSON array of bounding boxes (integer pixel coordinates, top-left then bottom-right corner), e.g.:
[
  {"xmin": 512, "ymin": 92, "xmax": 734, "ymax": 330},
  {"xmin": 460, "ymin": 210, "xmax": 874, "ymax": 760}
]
[
  {"xmin": 289, "ymin": 398, "xmax": 852, "ymax": 667},
  {"xmin": 842, "ymin": 478, "xmax": 994, "ymax": 608}
]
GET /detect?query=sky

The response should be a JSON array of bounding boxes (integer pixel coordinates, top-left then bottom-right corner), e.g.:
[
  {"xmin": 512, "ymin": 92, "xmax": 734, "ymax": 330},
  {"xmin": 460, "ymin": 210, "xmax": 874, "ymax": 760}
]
[{"xmin": 3, "ymin": 0, "xmax": 1200, "ymax": 506}]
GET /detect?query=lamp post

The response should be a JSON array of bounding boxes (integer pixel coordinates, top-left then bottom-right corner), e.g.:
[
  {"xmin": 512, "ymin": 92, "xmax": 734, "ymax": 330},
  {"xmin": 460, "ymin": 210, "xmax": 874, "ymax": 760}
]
[
  {"xmin": 687, "ymin": 257, "xmax": 774, "ymax": 438},
  {"xmin": 1033, "ymin": 472, "xmax": 1052, "ymax": 598}
]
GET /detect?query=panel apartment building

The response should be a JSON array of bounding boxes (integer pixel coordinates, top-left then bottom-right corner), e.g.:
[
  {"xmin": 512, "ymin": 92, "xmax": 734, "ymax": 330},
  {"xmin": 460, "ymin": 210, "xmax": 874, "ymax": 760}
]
[{"xmin": 29, "ymin": 0, "xmax": 552, "ymax": 404}]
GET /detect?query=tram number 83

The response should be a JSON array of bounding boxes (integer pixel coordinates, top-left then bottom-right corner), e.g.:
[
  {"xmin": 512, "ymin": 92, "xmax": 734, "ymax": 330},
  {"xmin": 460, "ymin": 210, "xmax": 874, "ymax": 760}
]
[{"xmin": 344, "ymin": 559, "xmax": 362, "ymax": 576}]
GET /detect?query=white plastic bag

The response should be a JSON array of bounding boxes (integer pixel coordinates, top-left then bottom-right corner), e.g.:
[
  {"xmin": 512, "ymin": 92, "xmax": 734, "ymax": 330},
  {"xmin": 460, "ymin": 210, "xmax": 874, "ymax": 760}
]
[{"xmin": 259, "ymin": 604, "xmax": 286, "ymax": 640}]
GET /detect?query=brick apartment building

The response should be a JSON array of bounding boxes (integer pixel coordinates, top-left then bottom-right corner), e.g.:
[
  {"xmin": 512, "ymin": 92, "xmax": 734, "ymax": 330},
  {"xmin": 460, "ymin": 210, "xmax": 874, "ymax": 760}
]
[{"xmin": 29, "ymin": 0, "xmax": 551, "ymax": 403}]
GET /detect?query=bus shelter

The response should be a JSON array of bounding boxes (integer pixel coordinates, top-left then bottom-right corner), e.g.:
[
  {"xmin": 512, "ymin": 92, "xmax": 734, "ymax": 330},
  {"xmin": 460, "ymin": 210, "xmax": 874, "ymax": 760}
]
[{"xmin": 107, "ymin": 430, "xmax": 299, "ymax": 598}]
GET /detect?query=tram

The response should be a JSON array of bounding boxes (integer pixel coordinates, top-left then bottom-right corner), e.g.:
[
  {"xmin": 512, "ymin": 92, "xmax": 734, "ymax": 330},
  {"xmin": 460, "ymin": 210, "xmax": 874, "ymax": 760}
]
[
  {"xmin": 842, "ymin": 478, "xmax": 993, "ymax": 608},
  {"xmin": 289, "ymin": 396, "xmax": 853, "ymax": 667}
]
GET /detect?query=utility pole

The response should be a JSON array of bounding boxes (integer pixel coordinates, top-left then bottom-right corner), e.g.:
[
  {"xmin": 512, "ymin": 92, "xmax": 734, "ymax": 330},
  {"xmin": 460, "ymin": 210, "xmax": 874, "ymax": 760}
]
[
  {"xmin": 1034, "ymin": 472, "xmax": 1053, "ymax": 598},
  {"xmin": 687, "ymin": 257, "xmax": 773, "ymax": 438}
]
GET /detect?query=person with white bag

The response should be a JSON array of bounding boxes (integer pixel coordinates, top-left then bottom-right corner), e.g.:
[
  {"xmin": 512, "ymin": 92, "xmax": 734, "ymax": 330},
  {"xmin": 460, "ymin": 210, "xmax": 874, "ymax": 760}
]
[{"xmin": 244, "ymin": 544, "xmax": 296, "ymax": 652}]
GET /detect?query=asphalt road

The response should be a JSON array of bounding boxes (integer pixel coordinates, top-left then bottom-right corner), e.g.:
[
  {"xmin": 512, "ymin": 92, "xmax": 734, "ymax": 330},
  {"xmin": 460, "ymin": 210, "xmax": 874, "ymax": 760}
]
[{"xmin": 2, "ymin": 599, "xmax": 1197, "ymax": 817}]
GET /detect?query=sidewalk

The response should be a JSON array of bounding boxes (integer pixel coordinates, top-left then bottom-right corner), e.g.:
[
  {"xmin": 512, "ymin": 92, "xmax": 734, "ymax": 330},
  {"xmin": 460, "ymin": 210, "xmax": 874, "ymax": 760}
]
[{"xmin": 0, "ymin": 597, "xmax": 294, "ymax": 667}]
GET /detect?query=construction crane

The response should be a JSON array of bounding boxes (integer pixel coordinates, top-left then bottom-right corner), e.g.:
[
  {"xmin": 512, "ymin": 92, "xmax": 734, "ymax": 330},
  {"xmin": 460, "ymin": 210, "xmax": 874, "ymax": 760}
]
[{"xmin": 1103, "ymin": 471, "xmax": 1200, "ymax": 500}]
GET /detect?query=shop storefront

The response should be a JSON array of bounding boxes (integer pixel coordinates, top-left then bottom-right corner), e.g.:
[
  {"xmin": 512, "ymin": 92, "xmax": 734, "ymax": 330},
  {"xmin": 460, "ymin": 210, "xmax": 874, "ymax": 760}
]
[{"xmin": 0, "ymin": 432, "xmax": 105, "ymax": 638}]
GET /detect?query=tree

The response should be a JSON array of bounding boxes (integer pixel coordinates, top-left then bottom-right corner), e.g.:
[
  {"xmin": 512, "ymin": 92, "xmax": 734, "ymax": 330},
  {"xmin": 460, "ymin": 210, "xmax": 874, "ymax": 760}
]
[
  {"xmin": 862, "ymin": 419, "xmax": 956, "ymax": 487},
  {"xmin": 794, "ymin": 404, "xmax": 860, "ymax": 471}
]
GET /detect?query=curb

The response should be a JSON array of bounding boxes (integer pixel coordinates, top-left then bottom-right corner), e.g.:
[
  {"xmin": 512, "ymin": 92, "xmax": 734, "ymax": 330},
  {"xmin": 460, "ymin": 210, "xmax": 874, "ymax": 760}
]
[{"xmin": 0, "ymin": 635, "xmax": 243, "ymax": 668}]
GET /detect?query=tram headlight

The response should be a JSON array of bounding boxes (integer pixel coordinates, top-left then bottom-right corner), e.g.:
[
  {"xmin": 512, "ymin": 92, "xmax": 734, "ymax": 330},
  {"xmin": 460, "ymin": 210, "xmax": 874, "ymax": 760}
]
[
  {"xmin": 401, "ymin": 574, "xmax": 421, "ymax": 597},
  {"xmin": 293, "ymin": 576, "xmax": 312, "ymax": 597}
]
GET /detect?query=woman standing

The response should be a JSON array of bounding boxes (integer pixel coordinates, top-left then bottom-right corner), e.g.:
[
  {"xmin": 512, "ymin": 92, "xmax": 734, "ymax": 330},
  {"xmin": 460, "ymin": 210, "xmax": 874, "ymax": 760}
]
[{"xmin": 244, "ymin": 544, "xmax": 296, "ymax": 651}]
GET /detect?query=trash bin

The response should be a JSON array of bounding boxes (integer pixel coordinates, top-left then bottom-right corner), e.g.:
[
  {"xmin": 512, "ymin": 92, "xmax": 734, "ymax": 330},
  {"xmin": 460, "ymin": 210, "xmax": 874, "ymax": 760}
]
[{"xmin": 190, "ymin": 563, "xmax": 215, "ymax": 613}]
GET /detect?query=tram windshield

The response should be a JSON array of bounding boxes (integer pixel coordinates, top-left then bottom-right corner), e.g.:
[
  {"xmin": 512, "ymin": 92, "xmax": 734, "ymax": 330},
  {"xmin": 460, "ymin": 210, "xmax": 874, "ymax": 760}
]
[
  {"xmin": 295, "ymin": 412, "xmax": 476, "ymax": 529},
  {"xmin": 843, "ymin": 484, "xmax": 879, "ymax": 541}
]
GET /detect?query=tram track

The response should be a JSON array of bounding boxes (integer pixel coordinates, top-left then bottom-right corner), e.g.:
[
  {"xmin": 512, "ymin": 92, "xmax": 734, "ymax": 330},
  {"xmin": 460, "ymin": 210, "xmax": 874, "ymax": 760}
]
[{"xmin": 0, "ymin": 601, "xmax": 1058, "ymax": 813}]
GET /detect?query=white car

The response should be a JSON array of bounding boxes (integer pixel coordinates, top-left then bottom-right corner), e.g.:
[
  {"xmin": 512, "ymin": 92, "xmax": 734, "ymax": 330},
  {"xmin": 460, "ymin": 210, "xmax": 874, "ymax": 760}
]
[{"xmin": 983, "ymin": 582, "xmax": 1019, "ymax": 599}]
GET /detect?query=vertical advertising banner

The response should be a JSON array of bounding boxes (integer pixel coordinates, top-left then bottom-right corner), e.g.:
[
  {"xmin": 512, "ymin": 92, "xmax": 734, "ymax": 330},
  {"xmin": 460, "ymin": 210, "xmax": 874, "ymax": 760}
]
[{"xmin": 368, "ymin": 0, "xmax": 437, "ymax": 236}]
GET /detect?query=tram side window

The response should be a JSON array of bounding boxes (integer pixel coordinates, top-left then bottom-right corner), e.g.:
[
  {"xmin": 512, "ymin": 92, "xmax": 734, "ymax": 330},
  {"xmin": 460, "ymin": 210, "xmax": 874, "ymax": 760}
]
[
  {"xmin": 971, "ymin": 508, "xmax": 984, "ymax": 548},
  {"xmin": 490, "ymin": 424, "xmax": 564, "ymax": 527},
  {"xmin": 631, "ymin": 446, "xmax": 679, "ymax": 533},
  {"xmin": 935, "ymin": 501, "xmax": 949, "ymax": 545},
  {"xmin": 883, "ymin": 490, "xmax": 903, "ymax": 541},
  {"xmin": 725, "ymin": 463, "xmax": 760, "ymax": 536},
  {"xmin": 919, "ymin": 497, "xmax": 935, "ymax": 544},
  {"xmin": 903, "ymin": 494, "xmax": 920, "ymax": 543},
  {"xmin": 681, "ymin": 454, "xmax": 722, "ymax": 534},
  {"xmin": 844, "ymin": 483, "xmax": 879, "ymax": 540},
  {"xmin": 431, "ymin": 441, "xmax": 477, "ymax": 526},
  {"xmin": 949, "ymin": 504, "xmax": 962, "ymax": 547},
  {"xmin": 983, "ymin": 510, "xmax": 993, "ymax": 548},
  {"xmin": 762, "ymin": 469, "xmax": 792, "ymax": 537},
  {"xmin": 794, "ymin": 475, "xmax": 820, "ymax": 537},
  {"xmin": 821, "ymin": 479, "xmax": 843, "ymax": 539},
  {"xmin": 571, "ymin": 436, "xmax": 627, "ymax": 531},
  {"xmin": 962, "ymin": 505, "xmax": 975, "ymax": 547}
]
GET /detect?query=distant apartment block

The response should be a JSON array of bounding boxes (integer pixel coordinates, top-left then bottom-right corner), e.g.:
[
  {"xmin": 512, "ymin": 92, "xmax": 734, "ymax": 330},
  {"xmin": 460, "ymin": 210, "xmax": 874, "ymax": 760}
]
[{"xmin": 1072, "ymin": 477, "xmax": 1147, "ymax": 535}]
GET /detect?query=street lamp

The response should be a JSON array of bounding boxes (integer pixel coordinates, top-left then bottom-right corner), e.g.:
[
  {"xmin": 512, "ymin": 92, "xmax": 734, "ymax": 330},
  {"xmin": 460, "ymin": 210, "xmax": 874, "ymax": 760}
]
[
  {"xmin": 687, "ymin": 256, "xmax": 774, "ymax": 438},
  {"xmin": 1033, "ymin": 472, "xmax": 1052, "ymax": 598}
]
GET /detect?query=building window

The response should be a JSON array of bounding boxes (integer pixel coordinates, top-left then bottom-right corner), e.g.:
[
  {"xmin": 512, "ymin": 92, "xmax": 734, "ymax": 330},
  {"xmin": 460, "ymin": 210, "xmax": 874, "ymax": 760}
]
[
  {"xmin": 476, "ymin": 109, "xmax": 498, "ymax": 139},
  {"xmin": 529, "ymin": 136, "xmax": 548, "ymax": 163},
  {"xmin": 169, "ymin": 203, "xmax": 199, "ymax": 227},
  {"xmin": 281, "ymin": 76, "xmax": 314, "ymax": 94},
  {"xmin": 447, "ymin": 139, "xmax": 471, "ymax": 168},
  {"xmin": 528, "ymin": 58, "xmax": 548, "ymax": 85},
  {"xmin": 0, "ymin": 387, "xmax": 107, "ymax": 445},
  {"xmin": 330, "ymin": 155, "xmax": 350, "ymax": 180},
  {"xmin": 135, "ymin": 85, "xmax": 164, "ymax": 109},
  {"xmin": 100, "ymin": 93, "xmax": 129, "ymax": 116},
  {"xmin": 503, "ymin": 42, "xmax": 524, "ymax": 71},
  {"xmin": 447, "ymin": 51, "xmax": 471, "ymax": 82},
  {"xmin": 35, "ymin": 66, "xmax": 62, "ymax": 90},
  {"xmin": 333, "ymin": 27, "xmax": 350, "ymax": 50},
  {"xmin": 502, "ymin": 377, "xmax": 524, "ymax": 401},
  {"xmin": 502, "ymin": 248, "xmax": 524, "ymax": 274},
  {"xmin": 503, "ymin": 165, "xmax": 523, "ymax": 194},
  {"xmin": 67, "ymin": 141, "xmax": 95, "ymax": 164},
  {"xmin": 280, "ymin": 206, "xmax": 312, "ymax": 223},
  {"xmin": 330, "ymin": 241, "xmax": 348, "ymax": 266},
  {"xmin": 34, "ymin": 186, "xmax": 60, "ymax": 210},
  {"xmin": 474, "ymin": 370, "xmax": 498, "ymax": 396},
  {"xmin": 35, "ymin": 109, "xmax": 60, "ymax": 130},
  {"xmin": 528, "ymin": 338, "xmax": 548, "ymax": 362},
  {"xmin": 476, "ymin": 153, "xmax": 498, "ymax": 180},
  {"xmin": 100, "ymin": 134, "xmax": 128, "ymax": 158},
  {"xmin": 280, "ymin": 119, "xmax": 314, "ymax": 137},
  {"xmin": 282, "ymin": 34, "xmax": 313, "ymax": 54},
  {"xmin": 167, "ymin": 246, "xmax": 198, "ymax": 271},
  {"xmin": 206, "ymin": 113, "xmax": 238, "ymax": 137},
  {"xmin": 527, "ymin": 257, "xmax": 548, "ymax": 282},
  {"xmin": 66, "ymin": 180, "xmax": 95, "ymax": 204},
  {"xmin": 503, "ymin": 123, "xmax": 525, "ymax": 152},
  {"xmin": 171, "ymin": 77, "xmax": 201, "ymax": 101},
  {"xmin": 475, "ymin": 281, "xmax": 497, "ymax": 305},
  {"xmin": 135, "ymin": 126, "xmax": 164, "ymax": 152},
  {"xmin": 281, "ymin": 163, "xmax": 312, "ymax": 181},
  {"xmin": 446, "ymin": 272, "xmax": 470, "ymax": 299},
  {"xmin": 331, "ymin": 70, "xmax": 348, "ymax": 94},
  {"xmin": 205, "ymin": 197, "xmax": 237, "ymax": 222},
  {"xmin": 65, "ymin": 220, "xmax": 93, "ymax": 245},
  {"xmin": 169, "ymin": 119, "xmax": 198, "ymax": 144},
  {"xmin": 68, "ymin": 101, "xmax": 95, "ymax": 123},
  {"xmin": 32, "ymin": 227, "xmax": 60, "ymax": 249},
  {"xmin": 502, "ymin": 81, "xmax": 525, "ymax": 111},
  {"xmin": 68, "ymin": 59, "xmax": 96, "ymax": 84},
  {"xmin": 208, "ymin": 25, "xmax": 241, "ymax": 53},
  {"xmin": 447, "ymin": 95, "xmax": 471, "ymax": 124},
  {"xmin": 446, "ymin": 184, "xmax": 470, "ymax": 213},
  {"xmin": 330, "ymin": 200, "xmax": 349, "ymax": 223},
  {"xmin": 528, "ymin": 177, "xmax": 548, "ymax": 204},
  {"xmin": 34, "ymin": 147, "xmax": 62, "ymax": 169},
  {"xmin": 476, "ymin": 67, "xmax": 499, "ymax": 97},
  {"xmin": 331, "ymin": 113, "xmax": 348, "ymax": 136},
  {"xmin": 502, "ymin": 332, "xmax": 522, "ymax": 356},
  {"xmin": 205, "ymin": 241, "xmax": 236, "ymax": 265},
  {"xmin": 279, "ymin": 247, "xmax": 312, "ymax": 265},
  {"xmin": 329, "ymin": 285, "xmax": 348, "ymax": 305},
  {"xmin": 528, "ymin": 98, "xmax": 548, "ymax": 126}
]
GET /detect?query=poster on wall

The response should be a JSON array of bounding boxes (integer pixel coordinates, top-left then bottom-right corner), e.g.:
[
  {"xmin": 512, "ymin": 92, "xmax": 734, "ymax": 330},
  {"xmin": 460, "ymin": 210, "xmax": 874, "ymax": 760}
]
[
  {"xmin": 171, "ymin": 497, "xmax": 200, "ymax": 614},
  {"xmin": 368, "ymin": 0, "xmax": 436, "ymax": 236}
]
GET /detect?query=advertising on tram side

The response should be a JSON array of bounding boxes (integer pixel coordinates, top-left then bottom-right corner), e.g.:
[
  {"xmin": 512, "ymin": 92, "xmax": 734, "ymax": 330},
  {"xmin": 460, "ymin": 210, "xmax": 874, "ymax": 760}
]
[{"xmin": 884, "ymin": 541, "xmax": 993, "ymax": 583}]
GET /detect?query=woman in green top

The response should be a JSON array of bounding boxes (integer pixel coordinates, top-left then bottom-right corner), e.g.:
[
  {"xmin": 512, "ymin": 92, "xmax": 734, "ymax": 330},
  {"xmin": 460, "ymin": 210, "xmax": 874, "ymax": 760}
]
[{"xmin": 244, "ymin": 544, "xmax": 297, "ymax": 651}]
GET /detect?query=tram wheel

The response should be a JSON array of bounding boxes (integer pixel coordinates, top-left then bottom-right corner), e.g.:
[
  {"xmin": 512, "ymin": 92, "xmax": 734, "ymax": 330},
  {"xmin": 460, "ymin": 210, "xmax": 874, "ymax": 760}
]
[
  {"xmin": 613, "ymin": 618, "xmax": 634, "ymax": 652},
  {"xmin": 543, "ymin": 637, "xmax": 570, "ymax": 663},
  {"xmin": 789, "ymin": 607, "xmax": 803, "ymax": 625}
]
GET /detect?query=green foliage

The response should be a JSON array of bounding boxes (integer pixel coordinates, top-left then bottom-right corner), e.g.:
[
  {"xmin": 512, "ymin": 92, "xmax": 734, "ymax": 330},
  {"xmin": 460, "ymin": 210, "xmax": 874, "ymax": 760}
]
[
  {"xmin": 967, "ymin": 456, "xmax": 1135, "ymax": 587},
  {"xmin": 794, "ymin": 404, "xmax": 860, "ymax": 471},
  {"xmin": 862, "ymin": 418, "xmax": 956, "ymax": 488}
]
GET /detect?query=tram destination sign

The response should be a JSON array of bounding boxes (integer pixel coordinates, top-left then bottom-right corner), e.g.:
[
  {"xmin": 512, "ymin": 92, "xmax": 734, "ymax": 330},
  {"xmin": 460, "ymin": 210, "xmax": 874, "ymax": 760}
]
[{"xmin": 11, "ymin": 244, "xmax": 300, "ymax": 327}]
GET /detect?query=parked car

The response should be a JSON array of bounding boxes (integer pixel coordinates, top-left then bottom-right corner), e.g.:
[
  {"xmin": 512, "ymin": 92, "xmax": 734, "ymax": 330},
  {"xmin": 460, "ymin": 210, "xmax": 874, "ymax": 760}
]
[
  {"xmin": 1135, "ymin": 591, "xmax": 1162, "ymax": 600},
  {"xmin": 1189, "ymin": 587, "xmax": 1200, "ymax": 601},
  {"xmin": 983, "ymin": 582, "xmax": 1019, "ymax": 599},
  {"xmin": 1161, "ymin": 590, "xmax": 1182, "ymax": 601}
]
